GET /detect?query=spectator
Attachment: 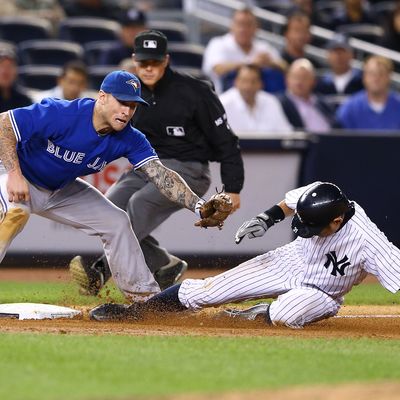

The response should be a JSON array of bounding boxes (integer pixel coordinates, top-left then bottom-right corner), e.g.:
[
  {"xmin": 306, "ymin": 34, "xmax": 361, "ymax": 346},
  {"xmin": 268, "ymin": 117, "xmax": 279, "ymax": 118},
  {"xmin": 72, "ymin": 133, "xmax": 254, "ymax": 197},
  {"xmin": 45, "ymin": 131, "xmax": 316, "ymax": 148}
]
[
  {"xmin": 220, "ymin": 64, "xmax": 293, "ymax": 136},
  {"xmin": 279, "ymin": 58, "xmax": 334, "ymax": 133},
  {"xmin": 379, "ymin": 4, "xmax": 400, "ymax": 53},
  {"xmin": 0, "ymin": 48, "xmax": 32, "ymax": 113},
  {"xmin": 99, "ymin": 8, "xmax": 147, "ymax": 66},
  {"xmin": 33, "ymin": 60, "xmax": 89, "ymax": 102},
  {"xmin": 202, "ymin": 7, "xmax": 283, "ymax": 93},
  {"xmin": 331, "ymin": 0, "xmax": 376, "ymax": 28},
  {"xmin": 0, "ymin": 0, "xmax": 65, "ymax": 26},
  {"xmin": 336, "ymin": 55, "xmax": 400, "ymax": 131},
  {"xmin": 280, "ymin": 11, "xmax": 323, "ymax": 68},
  {"xmin": 315, "ymin": 34, "xmax": 364, "ymax": 107},
  {"xmin": 288, "ymin": 0, "xmax": 328, "ymax": 27},
  {"xmin": 119, "ymin": 57, "xmax": 136, "ymax": 74}
]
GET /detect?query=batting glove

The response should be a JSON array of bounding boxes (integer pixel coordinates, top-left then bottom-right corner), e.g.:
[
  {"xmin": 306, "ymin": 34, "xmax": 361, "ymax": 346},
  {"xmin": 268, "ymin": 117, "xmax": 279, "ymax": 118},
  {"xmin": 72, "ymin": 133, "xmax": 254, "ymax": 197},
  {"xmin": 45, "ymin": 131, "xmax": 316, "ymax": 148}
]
[{"xmin": 235, "ymin": 212, "xmax": 274, "ymax": 244}]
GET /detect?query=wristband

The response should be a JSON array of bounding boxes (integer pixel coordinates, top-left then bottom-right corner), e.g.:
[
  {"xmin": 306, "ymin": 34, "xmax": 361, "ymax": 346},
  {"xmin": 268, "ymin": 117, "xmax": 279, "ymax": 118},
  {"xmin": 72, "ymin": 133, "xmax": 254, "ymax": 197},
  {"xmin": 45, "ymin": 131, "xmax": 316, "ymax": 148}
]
[
  {"xmin": 194, "ymin": 199, "xmax": 205, "ymax": 217},
  {"xmin": 259, "ymin": 205, "xmax": 285, "ymax": 228}
]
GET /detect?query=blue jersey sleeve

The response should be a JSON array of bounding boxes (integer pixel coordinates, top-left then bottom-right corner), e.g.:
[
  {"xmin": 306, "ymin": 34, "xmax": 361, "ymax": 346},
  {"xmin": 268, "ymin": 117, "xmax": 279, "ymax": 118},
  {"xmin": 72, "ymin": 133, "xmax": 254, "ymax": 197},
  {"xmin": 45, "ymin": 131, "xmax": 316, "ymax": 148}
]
[
  {"xmin": 9, "ymin": 98, "xmax": 60, "ymax": 142},
  {"xmin": 125, "ymin": 127, "xmax": 158, "ymax": 169}
]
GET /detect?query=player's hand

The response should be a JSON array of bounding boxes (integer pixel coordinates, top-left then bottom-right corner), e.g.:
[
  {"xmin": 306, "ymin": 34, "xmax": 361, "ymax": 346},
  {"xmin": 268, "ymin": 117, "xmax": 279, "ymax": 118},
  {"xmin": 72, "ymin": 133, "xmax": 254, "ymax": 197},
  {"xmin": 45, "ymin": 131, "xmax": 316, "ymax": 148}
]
[
  {"xmin": 252, "ymin": 52, "xmax": 273, "ymax": 68},
  {"xmin": 235, "ymin": 212, "xmax": 272, "ymax": 244},
  {"xmin": 7, "ymin": 171, "xmax": 30, "ymax": 203},
  {"xmin": 226, "ymin": 192, "xmax": 240, "ymax": 213}
]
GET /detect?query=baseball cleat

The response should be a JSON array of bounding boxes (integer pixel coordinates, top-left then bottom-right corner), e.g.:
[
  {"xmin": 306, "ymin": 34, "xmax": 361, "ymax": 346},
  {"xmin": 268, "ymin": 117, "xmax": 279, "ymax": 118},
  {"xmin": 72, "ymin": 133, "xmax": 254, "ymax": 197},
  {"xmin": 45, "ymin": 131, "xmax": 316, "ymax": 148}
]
[
  {"xmin": 89, "ymin": 302, "xmax": 147, "ymax": 321},
  {"xmin": 89, "ymin": 303, "xmax": 130, "ymax": 321},
  {"xmin": 69, "ymin": 255, "xmax": 105, "ymax": 296},
  {"xmin": 154, "ymin": 256, "xmax": 188, "ymax": 290},
  {"xmin": 223, "ymin": 303, "xmax": 270, "ymax": 321}
]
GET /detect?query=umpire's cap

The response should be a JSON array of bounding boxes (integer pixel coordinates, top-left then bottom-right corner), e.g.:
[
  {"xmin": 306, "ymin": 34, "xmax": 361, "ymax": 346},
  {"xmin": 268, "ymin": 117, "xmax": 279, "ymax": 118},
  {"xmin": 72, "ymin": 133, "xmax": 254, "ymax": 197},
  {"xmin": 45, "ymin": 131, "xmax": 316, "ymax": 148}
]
[
  {"xmin": 134, "ymin": 30, "xmax": 168, "ymax": 61},
  {"xmin": 292, "ymin": 182, "xmax": 355, "ymax": 238},
  {"xmin": 100, "ymin": 70, "xmax": 148, "ymax": 105}
]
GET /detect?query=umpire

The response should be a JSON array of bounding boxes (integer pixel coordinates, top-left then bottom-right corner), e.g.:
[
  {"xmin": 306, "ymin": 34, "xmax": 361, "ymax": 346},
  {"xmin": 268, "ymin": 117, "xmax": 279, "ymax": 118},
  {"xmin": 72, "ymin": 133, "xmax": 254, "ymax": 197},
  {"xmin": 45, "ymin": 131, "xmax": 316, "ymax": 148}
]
[{"xmin": 70, "ymin": 30, "xmax": 244, "ymax": 294}]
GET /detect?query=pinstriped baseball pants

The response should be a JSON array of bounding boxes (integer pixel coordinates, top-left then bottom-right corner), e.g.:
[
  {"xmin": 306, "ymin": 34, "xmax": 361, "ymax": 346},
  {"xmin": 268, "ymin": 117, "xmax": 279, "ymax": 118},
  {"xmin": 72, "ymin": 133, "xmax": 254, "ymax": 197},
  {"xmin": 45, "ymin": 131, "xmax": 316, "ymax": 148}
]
[{"xmin": 178, "ymin": 249, "xmax": 341, "ymax": 328}]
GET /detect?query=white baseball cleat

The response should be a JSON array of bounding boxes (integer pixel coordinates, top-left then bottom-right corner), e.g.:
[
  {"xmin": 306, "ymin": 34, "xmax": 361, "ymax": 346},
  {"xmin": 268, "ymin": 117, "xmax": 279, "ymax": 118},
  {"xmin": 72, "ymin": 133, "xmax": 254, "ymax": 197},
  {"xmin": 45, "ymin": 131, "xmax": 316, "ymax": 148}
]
[{"xmin": 223, "ymin": 303, "xmax": 270, "ymax": 321}]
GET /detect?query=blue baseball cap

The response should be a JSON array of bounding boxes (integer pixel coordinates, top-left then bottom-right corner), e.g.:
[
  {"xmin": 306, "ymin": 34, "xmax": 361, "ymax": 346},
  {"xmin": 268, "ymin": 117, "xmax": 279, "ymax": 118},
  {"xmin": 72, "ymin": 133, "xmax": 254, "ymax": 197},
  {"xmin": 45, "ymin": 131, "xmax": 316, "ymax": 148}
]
[{"xmin": 100, "ymin": 70, "xmax": 149, "ymax": 105}]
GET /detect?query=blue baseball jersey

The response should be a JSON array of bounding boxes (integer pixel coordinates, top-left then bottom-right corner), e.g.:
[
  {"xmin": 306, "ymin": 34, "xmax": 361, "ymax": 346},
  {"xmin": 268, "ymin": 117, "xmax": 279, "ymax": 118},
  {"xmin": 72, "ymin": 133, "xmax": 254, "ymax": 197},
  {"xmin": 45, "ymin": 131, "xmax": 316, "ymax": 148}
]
[{"xmin": 9, "ymin": 98, "xmax": 158, "ymax": 191}]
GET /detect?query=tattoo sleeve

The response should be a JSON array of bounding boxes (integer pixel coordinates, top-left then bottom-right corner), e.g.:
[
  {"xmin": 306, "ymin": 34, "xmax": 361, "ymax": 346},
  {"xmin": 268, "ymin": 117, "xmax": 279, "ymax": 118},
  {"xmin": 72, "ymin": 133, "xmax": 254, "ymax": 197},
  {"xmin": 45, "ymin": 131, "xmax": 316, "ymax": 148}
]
[
  {"xmin": 140, "ymin": 159, "xmax": 200, "ymax": 212},
  {"xmin": 0, "ymin": 112, "xmax": 20, "ymax": 173}
]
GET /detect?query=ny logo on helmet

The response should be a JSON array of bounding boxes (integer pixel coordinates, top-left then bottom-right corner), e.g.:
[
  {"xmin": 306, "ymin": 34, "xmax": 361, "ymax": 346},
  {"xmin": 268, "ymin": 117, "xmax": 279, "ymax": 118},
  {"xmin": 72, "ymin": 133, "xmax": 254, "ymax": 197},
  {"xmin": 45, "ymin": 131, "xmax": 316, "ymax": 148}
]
[
  {"xmin": 126, "ymin": 79, "xmax": 139, "ymax": 92},
  {"xmin": 324, "ymin": 251, "xmax": 351, "ymax": 276}
]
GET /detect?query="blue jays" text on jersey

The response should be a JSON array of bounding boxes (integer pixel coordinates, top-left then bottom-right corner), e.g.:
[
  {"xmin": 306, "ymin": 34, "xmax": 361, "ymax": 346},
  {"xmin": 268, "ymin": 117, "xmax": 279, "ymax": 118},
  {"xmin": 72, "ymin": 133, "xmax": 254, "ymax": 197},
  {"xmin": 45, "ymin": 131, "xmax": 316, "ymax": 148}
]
[{"xmin": 9, "ymin": 98, "xmax": 158, "ymax": 190}]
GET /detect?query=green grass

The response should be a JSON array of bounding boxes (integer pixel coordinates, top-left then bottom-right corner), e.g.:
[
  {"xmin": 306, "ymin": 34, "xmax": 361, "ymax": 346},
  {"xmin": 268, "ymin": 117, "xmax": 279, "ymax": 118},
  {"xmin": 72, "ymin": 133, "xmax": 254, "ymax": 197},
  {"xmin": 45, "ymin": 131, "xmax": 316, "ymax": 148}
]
[
  {"xmin": 0, "ymin": 281, "xmax": 125, "ymax": 306},
  {"xmin": 0, "ymin": 280, "xmax": 399, "ymax": 399},
  {"xmin": 345, "ymin": 282, "xmax": 400, "ymax": 305},
  {"xmin": 0, "ymin": 280, "xmax": 398, "ymax": 306},
  {"xmin": 0, "ymin": 334, "xmax": 400, "ymax": 400}
]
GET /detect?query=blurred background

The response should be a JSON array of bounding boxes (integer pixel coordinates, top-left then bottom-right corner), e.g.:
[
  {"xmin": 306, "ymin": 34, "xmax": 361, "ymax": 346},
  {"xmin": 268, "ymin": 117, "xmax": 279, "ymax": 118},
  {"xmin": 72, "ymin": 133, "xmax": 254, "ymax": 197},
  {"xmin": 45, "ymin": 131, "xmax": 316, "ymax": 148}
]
[{"xmin": 1, "ymin": 0, "xmax": 399, "ymax": 268}]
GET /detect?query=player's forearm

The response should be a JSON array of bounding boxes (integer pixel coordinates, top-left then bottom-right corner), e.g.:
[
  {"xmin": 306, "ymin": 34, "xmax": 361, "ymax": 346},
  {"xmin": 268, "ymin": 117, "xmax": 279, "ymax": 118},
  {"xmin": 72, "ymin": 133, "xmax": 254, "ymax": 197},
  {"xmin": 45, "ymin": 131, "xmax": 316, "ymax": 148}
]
[
  {"xmin": 277, "ymin": 201, "xmax": 295, "ymax": 218},
  {"xmin": 0, "ymin": 112, "xmax": 21, "ymax": 173},
  {"xmin": 140, "ymin": 160, "xmax": 200, "ymax": 212}
]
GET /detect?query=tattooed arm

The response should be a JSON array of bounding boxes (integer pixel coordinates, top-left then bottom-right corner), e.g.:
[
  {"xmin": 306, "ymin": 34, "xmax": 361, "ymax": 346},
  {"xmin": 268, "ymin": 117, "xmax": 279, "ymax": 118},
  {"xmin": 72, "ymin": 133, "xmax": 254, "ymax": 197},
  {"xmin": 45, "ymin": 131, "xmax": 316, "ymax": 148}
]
[
  {"xmin": 139, "ymin": 159, "xmax": 201, "ymax": 212},
  {"xmin": 0, "ymin": 112, "xmax": 30, "ymax": 202}
]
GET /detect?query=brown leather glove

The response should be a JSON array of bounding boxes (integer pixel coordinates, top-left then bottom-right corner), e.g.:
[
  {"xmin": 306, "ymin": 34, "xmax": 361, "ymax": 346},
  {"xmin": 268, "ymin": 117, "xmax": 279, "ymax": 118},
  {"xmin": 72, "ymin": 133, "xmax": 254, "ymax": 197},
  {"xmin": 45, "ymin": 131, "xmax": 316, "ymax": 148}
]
[{"xmin": 195, "ymin": 192, "xmax": 233, "ymax": 229}]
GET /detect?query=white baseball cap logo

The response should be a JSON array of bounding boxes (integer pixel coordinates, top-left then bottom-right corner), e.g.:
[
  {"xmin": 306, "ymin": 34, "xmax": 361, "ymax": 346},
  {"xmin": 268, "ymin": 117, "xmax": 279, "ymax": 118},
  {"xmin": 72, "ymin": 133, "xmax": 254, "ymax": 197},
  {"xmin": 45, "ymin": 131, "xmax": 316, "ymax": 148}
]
[{"xmin": 143, "ymin": 40, "xmax": 157, "ymax": 49}]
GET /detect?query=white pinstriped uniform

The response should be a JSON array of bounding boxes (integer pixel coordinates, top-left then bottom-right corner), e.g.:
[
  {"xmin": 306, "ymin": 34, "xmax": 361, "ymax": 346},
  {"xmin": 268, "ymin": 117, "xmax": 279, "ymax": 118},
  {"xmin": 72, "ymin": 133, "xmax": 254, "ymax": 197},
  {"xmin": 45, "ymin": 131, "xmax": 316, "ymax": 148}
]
[{"xmin": 178, "ymin": 183, "xmax": 400, "ymax": 328}]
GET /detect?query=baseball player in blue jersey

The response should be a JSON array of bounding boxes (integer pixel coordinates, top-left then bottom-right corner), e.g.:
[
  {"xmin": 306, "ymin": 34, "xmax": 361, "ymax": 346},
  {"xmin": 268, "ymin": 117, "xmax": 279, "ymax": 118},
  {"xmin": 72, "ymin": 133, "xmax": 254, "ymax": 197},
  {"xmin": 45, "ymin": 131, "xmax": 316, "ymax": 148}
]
[
  {"xmin": 0, "ymin": 70, "xmax": 231, "ymax": 300},
  {"xmin": 90, "ymin": 181, "xmax": 400, "ymax": 327}
]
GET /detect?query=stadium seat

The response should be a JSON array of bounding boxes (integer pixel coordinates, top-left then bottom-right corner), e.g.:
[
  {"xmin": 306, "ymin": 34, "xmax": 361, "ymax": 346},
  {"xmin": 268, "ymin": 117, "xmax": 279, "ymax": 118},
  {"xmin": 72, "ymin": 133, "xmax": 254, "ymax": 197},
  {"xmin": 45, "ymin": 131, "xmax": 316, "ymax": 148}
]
[
  {"xmin": 148, "ymin": 21, "xmax": 188, "ymax": 42},
  {"xmin": 58, "ymin": 17, "xmax": 120, "ymax": 45},
  {"xmin": 0, "ymin": 39, "xmax": 16, "ymax": 54},
  {"xmin": 315, "ymin": 1, "xmax": 343, "ymax": 27},
  {"xmin": 18, "ymin": 65, "xmax": 62, "ymax": 90},
  {"xmin": 0, "ymin": 16, "xmax": 53, "ymax": 44},
  {"xmin": 18, "ymin": 40, "xmax": 84, "ymax": 66},
  {"xmin": 88, "ymin": 65, "xmax": 117, "ymax": 90},
  {"xmin": 256, "ymin": 0, "xmax": 293, "ymax": 15},
  {"xmin": 84, "ymin": 40, "xmax": 118, "ymax": 66},
  {"xmin": 168, "ymin": 43, "xmax": 204, "ymax": 68},
  {"xmin": 337, "ymin": 24, "xmax": 384, "ymax": 44},
  {"xmin": 372, "ymin": 2, "xmax": 397, "ymax": 23}
]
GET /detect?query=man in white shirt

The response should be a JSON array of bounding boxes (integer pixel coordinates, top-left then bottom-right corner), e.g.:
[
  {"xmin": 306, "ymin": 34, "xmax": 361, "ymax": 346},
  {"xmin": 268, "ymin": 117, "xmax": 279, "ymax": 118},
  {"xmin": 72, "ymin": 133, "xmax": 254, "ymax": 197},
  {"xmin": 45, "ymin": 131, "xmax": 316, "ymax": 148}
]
[
  {"xmin": 279, "ymin": 59, "xmax": 334, "ymax": 133},
  {"xmin": 33, "ymin": 61, "xmax": 89, "ymax": 102},
  {"xmin": 202, "ymin": 7, "xmax": 283, "ymax": 94},
  {"xmin": 220, "ymin": 64, "xmax": 293, "ymax": 137}
]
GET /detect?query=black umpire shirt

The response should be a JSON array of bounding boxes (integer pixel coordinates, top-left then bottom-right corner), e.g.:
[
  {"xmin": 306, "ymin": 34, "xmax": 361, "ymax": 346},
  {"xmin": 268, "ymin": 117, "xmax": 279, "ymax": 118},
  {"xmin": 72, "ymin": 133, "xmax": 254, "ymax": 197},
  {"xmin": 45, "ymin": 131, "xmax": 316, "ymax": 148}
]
[{"xmin": 132, "ymin": 66, "xmax": 244, "ymax": 194}]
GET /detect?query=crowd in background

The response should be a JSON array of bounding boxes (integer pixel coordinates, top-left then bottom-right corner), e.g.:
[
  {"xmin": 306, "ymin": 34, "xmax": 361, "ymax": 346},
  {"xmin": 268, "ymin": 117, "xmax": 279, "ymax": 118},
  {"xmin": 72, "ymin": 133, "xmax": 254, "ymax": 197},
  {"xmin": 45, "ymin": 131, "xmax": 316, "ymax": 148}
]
[{"xmin": 1, "ymin": 0, "xmax": 400, "ymax": 137}]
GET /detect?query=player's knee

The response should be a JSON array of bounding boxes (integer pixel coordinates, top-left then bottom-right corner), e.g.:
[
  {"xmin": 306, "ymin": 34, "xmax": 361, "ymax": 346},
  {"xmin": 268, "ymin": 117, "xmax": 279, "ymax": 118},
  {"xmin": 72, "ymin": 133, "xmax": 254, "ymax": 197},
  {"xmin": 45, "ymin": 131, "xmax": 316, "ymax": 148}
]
[
  {"xmin": 269, "ymin": 309, "xmax": 306, "ymax": 328},
  {"xmin": 178, "ymin": 277, "xmax": 220, "ymax": 310},
  {"xmin": 0, "ymin": 207, "xmax": 30, "ymax": 243}
]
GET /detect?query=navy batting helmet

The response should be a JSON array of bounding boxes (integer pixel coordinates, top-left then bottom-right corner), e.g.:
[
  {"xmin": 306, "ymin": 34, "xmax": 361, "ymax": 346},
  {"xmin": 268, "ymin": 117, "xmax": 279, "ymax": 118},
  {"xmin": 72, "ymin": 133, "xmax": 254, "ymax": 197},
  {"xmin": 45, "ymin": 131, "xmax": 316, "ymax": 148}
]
[{"xmin": 292, "ymin": 182, "xmax": 355, "ymax": 238}]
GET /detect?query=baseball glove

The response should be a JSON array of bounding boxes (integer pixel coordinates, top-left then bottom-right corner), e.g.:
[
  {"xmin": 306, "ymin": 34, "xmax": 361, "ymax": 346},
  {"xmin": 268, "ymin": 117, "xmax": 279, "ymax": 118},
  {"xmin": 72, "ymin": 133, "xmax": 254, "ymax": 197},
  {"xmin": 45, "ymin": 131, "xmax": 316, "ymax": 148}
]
[{"xmin": 195, "ymin": 192, "xmax": 233, "ymax": 229}]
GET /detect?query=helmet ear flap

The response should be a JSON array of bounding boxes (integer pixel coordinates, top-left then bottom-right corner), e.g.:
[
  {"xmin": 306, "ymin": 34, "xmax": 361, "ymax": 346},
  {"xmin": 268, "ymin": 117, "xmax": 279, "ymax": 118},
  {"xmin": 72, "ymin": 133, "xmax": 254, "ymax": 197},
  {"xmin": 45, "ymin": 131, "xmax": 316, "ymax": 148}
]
[{"xmin": 291, "ymin": 214, "xmax": 325, "ymax": 238}]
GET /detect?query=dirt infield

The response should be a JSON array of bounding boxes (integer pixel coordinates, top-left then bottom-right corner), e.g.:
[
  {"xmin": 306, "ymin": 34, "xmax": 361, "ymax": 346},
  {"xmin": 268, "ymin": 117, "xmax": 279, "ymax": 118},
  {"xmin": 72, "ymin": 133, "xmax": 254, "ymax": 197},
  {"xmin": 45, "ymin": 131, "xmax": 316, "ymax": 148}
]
[
  {"xmin": 1, "ymin": 268, "xmax": 400, "ymax": 400},
  {"xmin": 0, "ymin": 268, "xmax": 399, "ymax": 339},
  {"xmin": 147, "ymin": 382, "xmax": 400, "ymax": 400}
]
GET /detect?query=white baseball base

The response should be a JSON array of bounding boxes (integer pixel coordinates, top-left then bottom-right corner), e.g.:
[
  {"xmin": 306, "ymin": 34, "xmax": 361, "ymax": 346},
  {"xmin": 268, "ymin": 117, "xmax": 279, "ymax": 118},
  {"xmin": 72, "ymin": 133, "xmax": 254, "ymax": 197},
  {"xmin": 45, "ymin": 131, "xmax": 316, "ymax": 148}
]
[{"xmin": 0, "ymin": 303, "xmax": 81, "ymax": 320}]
